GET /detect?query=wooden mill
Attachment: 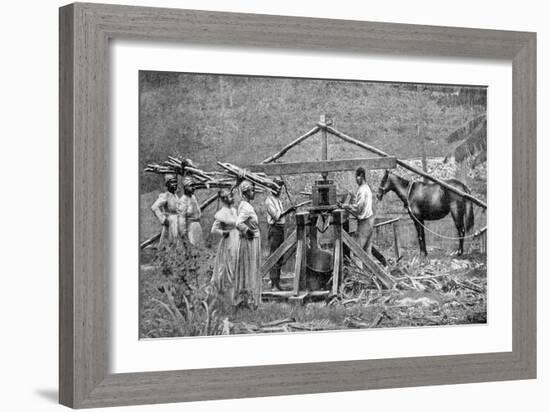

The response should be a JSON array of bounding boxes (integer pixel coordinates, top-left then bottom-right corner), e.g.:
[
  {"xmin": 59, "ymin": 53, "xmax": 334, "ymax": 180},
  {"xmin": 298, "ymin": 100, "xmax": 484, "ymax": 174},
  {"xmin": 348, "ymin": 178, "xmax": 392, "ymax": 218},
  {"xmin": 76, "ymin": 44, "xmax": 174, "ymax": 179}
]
[{"xmin": 249, "ymin": 115, "xmax": 397, "ymax": 299}]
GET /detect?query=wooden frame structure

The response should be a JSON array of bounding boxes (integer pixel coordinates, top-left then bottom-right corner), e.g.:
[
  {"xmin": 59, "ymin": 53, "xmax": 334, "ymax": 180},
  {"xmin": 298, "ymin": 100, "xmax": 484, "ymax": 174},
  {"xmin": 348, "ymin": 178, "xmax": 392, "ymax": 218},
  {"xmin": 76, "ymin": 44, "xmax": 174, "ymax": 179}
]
[
  {"xmin": 60, "ymin": 3, "xmax": 535, "ymax": 408},
  {"xmin": 255, "ymin": 115, "xmax": 397, "ymax": 296}
]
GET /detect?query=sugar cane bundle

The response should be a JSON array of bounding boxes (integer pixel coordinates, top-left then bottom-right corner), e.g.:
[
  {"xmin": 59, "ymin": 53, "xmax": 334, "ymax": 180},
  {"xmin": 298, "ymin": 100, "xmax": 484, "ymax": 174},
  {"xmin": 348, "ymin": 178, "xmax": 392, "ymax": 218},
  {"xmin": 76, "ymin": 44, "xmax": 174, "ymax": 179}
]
[
  {"xmin": 188, "ymin": 180, "xmax": 235, "ymax": 191},
  {"xmin": 217, "ymin": 162, "xmax": 281, "ymax": 195},
  {"xmin": 144, "ymin": 156, "xmax": 232, "ymax": 182}
]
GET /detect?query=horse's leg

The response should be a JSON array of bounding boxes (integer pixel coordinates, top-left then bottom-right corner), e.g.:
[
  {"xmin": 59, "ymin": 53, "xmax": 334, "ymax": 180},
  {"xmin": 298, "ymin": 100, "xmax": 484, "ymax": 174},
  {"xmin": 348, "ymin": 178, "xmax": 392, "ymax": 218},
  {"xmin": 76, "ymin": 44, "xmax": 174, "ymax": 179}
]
[
  {"xmin": 450, "ymin": 201, "xmax": 465, "ymax": 255},
  {"xmin": 413, "ymin": 219, "xmax": 427, "ymax": 256},
  {"xmin": 420, "ymin": 222, "xmax": 428, "ymax": 256}
]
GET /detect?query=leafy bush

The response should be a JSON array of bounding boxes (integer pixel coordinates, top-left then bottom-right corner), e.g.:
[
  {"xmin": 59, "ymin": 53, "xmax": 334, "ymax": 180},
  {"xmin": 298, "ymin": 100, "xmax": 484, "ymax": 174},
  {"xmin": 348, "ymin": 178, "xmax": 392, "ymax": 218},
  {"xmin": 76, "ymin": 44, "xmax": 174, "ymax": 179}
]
[{"xmin": 152, "ymin": 241, "xmax": 231, "ymax": 336}]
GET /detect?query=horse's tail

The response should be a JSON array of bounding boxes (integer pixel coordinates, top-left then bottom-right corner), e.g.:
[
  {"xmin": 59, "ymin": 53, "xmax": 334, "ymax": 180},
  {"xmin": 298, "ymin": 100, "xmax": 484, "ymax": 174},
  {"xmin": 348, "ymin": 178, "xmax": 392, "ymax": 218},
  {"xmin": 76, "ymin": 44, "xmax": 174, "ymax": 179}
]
[
  {"xmin": 462, "ymin": 185, "xmax": 475, "ymax": 233},
  {"xmin": 465, "ymin": 199, "xmax": 474, "ymax": 232}
]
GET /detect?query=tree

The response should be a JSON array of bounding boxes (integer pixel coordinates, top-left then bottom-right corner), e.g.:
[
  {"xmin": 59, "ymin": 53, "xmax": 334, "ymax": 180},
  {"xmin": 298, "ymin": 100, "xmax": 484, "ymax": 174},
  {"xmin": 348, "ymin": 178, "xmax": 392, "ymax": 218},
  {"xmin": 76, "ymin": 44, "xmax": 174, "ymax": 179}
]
[{"xmin": 446, "ymin": 114, "xmax": 487, "ymax": 167}]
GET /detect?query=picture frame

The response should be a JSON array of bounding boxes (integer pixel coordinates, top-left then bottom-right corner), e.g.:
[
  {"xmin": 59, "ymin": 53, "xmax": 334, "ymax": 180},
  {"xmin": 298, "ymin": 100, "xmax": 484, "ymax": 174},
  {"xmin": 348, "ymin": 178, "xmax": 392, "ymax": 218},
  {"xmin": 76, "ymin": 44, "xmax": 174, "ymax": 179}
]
[{"xmin": 59, "ymin": 2, "xmax": 536, "ymax": 408}]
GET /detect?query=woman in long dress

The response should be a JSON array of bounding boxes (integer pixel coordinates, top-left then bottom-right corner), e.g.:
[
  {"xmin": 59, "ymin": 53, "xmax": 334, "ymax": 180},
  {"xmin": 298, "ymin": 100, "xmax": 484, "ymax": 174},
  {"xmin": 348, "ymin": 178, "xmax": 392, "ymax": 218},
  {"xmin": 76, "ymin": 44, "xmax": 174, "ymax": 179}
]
[
  {"xmin": 178, "ymin": 176, "xmax": 204, "ymax": 246},
  {"xmin": 150, "ymin": 174, "xmax": 181, "ymax": 247},
  {"xmin": 210, "ymin": 190, "xmax": 239, "ymax": 300},
  {"xmin": 234, "ymin": 181, "xmax": 262, "ymax": 309}
]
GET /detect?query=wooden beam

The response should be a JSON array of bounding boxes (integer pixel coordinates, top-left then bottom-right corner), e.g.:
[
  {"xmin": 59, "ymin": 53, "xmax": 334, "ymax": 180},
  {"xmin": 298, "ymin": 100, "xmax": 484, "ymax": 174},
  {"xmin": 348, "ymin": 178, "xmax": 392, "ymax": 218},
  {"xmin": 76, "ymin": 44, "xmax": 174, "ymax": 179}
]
[
  {"xmin": 261, "ymin": 126, "xmax": 320, "ymax": 164},
  {"xmin": 261, "ymin": 291, "xmax": 296, "ymax": 299},
  {"xmin": 320, "ymin": 114, "xmax": 328, "ymax": 179},
  {"xmin": 140, "ymin": 233, "xmax": 161, "ymax": 250},
  {"xmin": 323, "ymin": 124, "xmax": 487, "ymax": 209},
  {"xmin": 198, "ymin": 193, "xmax": 220, "ymax": 211},
  {"xmin": 332, "ymin": 210, "xmax": 344, "ymax": 295},
  {"xmin": 342, "ymin": 231, "xmax": 395, "ymax": 289},
  {"xmin": 374, "ymin": 217, "xmax": 400, "ymax": 228},
  {"xmin": 249, "ymin": 157, "xmax": 396, "ymax": 176},
  {"xmin": 260, "ymin": 230, "xmax": 297, "ymax": 278},
  {"xmin": 293, "ymin": 213, "xmax": 308, "ymax": 294}
]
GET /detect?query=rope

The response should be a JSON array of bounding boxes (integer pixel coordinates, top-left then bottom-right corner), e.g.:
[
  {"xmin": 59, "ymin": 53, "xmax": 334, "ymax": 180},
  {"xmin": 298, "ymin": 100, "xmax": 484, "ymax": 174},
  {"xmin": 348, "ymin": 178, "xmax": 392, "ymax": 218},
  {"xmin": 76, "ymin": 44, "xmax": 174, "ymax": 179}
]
[{"xmin": 405, "ymin": 181, "xmax": 485, "ymax": 241}]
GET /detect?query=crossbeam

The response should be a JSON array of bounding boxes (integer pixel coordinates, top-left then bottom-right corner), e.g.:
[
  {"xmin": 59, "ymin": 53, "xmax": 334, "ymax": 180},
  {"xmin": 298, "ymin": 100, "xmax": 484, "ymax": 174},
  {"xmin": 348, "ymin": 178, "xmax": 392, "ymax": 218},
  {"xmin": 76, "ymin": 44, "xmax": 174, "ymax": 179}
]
[
  {"xmin": 260, "ymin": 230, "xmax": 297, "ymax": 277},
  {"xmin": 248, "ymin": 157, "xmax": 396, "ymax": 176},
  {"xmin": 342, "ymin": 231, "xmax": 395, "ymax": 289}
]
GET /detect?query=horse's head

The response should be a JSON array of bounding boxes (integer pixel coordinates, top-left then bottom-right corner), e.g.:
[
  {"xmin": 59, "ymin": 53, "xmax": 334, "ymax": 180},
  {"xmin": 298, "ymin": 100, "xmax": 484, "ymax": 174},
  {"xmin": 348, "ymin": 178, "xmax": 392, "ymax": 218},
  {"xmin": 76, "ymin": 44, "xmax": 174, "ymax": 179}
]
[{"xmin": 376, "ymin": 169, "xmax": 391, "ymax": 201}]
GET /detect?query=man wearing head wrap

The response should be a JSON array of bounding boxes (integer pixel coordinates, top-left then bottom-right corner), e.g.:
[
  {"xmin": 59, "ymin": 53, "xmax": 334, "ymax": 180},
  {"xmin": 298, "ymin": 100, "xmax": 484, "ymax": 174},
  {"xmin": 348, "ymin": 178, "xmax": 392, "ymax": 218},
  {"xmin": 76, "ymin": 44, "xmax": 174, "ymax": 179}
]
[
  {"xmin": 151, "ymin": 174, "xmax": 181, "ymax": 247},
  {"xmin": 234, "ymin": 180, "xmax": 262, "ymax": 309},
  {"xmin": 177, "ymin": 176, "xmax": 204, "ymax": 246},
  {"xmin": 210, "ymin": 189, "xmax": 239, "ymax": 300},
  {"xmin": 264, "ymin": 178, "xmax": 288, "ymax": 291}
]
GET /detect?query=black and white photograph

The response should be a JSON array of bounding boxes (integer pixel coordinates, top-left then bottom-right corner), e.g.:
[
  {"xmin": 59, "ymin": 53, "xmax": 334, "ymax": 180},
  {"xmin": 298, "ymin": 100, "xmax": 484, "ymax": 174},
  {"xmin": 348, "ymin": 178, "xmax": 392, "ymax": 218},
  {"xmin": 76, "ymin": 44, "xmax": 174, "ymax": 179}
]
[{"xmin": 139, "ymin": 71, "xmax": 487, "ymax": 338}]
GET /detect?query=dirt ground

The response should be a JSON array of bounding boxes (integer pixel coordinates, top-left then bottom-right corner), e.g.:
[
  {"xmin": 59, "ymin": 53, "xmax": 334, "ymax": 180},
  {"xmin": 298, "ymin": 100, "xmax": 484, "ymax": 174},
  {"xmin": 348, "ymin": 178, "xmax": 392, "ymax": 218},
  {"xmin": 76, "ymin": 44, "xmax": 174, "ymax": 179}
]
[{"xmin": 139, "ymin": 246, "xmax": 486, "ymax": 338}]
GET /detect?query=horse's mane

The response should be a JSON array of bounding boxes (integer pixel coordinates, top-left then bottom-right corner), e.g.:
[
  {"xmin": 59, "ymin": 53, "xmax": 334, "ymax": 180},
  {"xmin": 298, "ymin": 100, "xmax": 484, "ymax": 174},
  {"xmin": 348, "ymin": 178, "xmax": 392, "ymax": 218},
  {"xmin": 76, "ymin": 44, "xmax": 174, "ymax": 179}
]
[{"xmin": 388, "ymin": 171, "xmax": 410, "ymax": 185}]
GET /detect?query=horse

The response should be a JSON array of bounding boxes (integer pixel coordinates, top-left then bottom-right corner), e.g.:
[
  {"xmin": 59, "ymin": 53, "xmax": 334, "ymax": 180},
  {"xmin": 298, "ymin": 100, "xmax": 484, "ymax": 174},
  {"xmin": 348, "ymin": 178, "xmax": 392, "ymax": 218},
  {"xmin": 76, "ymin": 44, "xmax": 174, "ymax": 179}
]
[{"xmin": 376, "ymin": 170, "xmax": 474, "ymax": 256}]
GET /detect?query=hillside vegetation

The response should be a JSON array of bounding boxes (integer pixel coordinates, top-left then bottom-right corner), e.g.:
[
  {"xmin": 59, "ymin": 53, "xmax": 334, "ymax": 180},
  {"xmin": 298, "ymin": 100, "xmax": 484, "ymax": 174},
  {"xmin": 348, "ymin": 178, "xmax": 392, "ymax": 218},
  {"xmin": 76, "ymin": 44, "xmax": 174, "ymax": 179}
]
[{"xmin": 140, "ymin": 72, "xmax": 486, "ymax": 193}]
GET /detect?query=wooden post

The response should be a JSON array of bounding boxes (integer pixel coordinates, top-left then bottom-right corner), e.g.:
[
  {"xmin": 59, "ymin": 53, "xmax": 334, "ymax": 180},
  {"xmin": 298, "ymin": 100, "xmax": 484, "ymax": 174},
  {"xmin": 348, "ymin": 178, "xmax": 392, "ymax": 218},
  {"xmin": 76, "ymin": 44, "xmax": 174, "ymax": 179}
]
[
  {"xmin": 332, "ymin": 210, "xmax": 344, "ymax": 296},
  {"xmin": 309, "ymin": 213, "xmax": 318, "ymax": 249},
  {"xmin": 392, "ymin": 222, "xmax": 400, "ymax": 260},
  {"xmin": 320, "ymin": 114, "xmax": 328, "ymax": 180},
  {"xmin": 293, "ymin": 212, "xmax": 308, "ymax": 295}
]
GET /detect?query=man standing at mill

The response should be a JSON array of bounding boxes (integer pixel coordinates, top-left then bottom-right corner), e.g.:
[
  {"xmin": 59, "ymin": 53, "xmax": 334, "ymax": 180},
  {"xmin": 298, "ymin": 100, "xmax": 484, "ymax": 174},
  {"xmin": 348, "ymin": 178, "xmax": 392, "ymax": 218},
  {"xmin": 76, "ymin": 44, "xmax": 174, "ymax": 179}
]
[
  {"xmin": 265, "ymin": 178, "xmax": 288, "ymax": 291},
  {"xmin": 342, "ymin": 167, "xmax": 375, "ymax": 257}
]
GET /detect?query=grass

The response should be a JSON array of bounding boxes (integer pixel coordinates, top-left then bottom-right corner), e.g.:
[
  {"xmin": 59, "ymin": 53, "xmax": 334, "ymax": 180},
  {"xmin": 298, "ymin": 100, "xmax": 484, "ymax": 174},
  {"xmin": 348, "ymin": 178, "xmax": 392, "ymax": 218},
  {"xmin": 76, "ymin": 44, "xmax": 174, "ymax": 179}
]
[{"xmin": 139, "ymin": 245, "xmax": 487, "ymax": 338}]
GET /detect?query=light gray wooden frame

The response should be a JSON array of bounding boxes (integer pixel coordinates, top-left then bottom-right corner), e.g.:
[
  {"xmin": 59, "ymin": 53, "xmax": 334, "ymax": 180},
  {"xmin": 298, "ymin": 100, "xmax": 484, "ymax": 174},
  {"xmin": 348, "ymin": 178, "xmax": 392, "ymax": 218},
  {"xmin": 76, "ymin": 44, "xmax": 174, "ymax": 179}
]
[{"xmin": 59, "ymin": 2, "xmax": 536, "ymax": 408}]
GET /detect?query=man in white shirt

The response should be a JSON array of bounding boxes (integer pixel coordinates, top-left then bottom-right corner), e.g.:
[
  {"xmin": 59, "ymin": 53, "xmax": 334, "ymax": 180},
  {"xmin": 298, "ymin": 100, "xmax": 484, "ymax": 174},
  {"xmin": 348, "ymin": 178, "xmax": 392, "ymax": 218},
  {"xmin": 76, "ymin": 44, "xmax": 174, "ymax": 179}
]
[
  {"xmin": 265, "ymin": 178, "xmax": 289, "ymax": 290},
  {"xmin": 342, "ymin": 167, "xmax": 375, "ymax": 257}
]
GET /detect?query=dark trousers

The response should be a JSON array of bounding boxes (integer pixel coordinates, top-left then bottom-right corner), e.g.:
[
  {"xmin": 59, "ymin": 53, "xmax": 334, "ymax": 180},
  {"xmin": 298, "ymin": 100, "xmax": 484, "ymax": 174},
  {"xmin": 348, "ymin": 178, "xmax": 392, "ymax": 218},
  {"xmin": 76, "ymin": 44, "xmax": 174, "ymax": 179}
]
[{"xmin": 268, "ymin": 224, "xmax": 285, "ymax": 283}]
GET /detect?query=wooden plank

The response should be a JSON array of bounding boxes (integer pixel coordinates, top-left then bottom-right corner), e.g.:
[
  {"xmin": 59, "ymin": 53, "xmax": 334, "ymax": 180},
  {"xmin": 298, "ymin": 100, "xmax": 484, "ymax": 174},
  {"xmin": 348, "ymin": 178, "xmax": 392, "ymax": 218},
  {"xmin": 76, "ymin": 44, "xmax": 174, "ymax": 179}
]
[
  {"xmin": 59, "ymin": 5, "xmax": 75, "ymax": 406},
  {"xmin": 307, "ymin": 290, "xmax": 331, "ymax": 297},
  {"xmin": 261, "ymin": 291, "xmax": 295, "ymax": 299},
  {"xmin": 324, "ymin": 124, "xmax": 487, "ymax": 209},
  {"xmin": 342, "ymin": 231, "xmax": 395, "ymax": 289},
  {"xmin": 374, "ymin": 217, "xmax": 400, "ymax": 228},
  {"xmin": 289, "ymin": 292, "xmax": 308, "ymax": 306},
  {"xmin": 260, "ymin": 230, "xmax": 297, "ymax": 277},
  {"xmin": 248, "ymin": 157, "xmax": 396, "ymax": 176}
]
